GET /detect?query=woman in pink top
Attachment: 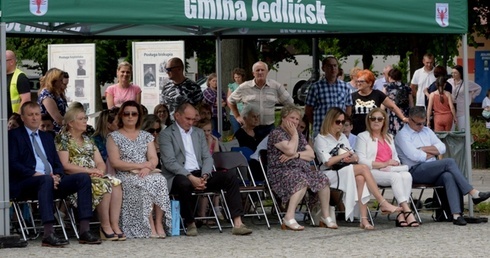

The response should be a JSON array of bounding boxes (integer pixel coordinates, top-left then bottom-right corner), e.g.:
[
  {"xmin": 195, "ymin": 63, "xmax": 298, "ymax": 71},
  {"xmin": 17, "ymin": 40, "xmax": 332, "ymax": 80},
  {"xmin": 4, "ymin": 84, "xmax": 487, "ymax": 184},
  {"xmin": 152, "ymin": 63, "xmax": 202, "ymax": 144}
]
[
  {"xmin": 427, "ymin": 77, "xmax": 456, "ymax": 131},
  {"xmin": 105, "ymin": 62, "xmax": 142, "ymax": 109},
  {"xmin": 355, "ymin": 108, "xmax": 418, "ymax": 228}
]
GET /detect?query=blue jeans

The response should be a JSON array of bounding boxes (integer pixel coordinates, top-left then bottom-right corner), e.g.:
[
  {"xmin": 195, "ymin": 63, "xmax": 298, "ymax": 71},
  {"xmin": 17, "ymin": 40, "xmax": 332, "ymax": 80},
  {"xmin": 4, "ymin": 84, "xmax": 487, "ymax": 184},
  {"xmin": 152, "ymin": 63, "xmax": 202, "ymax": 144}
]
[{"xmin": 410, "ymin": 158, "xmax": 472, "ymax": 214}]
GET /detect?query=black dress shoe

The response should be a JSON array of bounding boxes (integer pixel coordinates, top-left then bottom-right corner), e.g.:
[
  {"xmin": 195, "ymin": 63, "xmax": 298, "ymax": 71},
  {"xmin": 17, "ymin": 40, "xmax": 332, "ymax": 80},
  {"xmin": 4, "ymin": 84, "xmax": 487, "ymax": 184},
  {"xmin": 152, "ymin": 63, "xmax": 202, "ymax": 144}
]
[
  {"xmin": 453, "ymin": 216, "xmax": 467, "ymax": 226},
  {"xmin": 473, "ymin": 192, "xmax": 490, "ymax": 205},
  {"xmin": 79, "ymin": 231, "xmax": 102, "ymax": 245},
  {"xmin": 42, "ymin": 234, "xmax": 69, "ymax": 247}
]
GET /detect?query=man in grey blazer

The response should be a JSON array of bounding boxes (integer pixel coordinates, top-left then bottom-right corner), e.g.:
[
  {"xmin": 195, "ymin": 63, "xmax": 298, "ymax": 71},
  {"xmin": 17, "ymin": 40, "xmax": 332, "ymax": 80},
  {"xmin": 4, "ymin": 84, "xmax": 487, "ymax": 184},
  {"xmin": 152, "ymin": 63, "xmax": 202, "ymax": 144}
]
[{"xmin": 160, "ymin": 103, "xmax": 252, "ymax": 236}]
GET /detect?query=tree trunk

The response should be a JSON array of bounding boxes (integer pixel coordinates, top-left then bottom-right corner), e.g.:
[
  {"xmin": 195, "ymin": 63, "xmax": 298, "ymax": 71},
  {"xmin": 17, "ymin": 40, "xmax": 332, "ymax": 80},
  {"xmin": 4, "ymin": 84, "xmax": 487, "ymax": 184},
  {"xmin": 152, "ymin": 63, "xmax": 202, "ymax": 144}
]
[{"xmin": 220, "ymin": 39, "xmax": 243, "ymax": 92}]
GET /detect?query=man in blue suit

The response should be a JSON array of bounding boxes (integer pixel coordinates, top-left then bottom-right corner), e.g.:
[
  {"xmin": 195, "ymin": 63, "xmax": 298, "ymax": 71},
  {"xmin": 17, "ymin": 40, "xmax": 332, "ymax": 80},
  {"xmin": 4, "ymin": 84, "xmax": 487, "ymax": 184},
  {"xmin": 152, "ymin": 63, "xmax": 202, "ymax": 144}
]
[
  {"xmin": 9, "ymin": 101, "xmax": 101, "ymax": 247},
  {"xmin": 160, "ymin": 103, "xmax": 252, "ymax": 236}
]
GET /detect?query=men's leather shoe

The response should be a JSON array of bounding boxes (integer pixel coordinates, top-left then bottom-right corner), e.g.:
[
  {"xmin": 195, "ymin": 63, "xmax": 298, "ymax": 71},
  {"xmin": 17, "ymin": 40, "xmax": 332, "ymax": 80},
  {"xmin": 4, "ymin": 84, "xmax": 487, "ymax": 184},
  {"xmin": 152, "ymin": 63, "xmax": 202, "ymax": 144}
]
[
  {"xmin": 453, "ymin": 216, "xmax": 467, "ymax": 226},
  {"xmin": 79, "ymin": 231, "xmax": 102, "ymax": 244},
  {"xmin": 186, "ymin": 224, "xmax": 198, "ymax": 236},
  {"xmin": 473, "ymin": 192, "xmax": 490, "ymax": 205},
  {"xmin": 42, "ymin": 233, "xmax": 69, "ymax": 247},
  {"xmin": 231, "ymin": 224, "xmax": 253, "ymax": 235}
]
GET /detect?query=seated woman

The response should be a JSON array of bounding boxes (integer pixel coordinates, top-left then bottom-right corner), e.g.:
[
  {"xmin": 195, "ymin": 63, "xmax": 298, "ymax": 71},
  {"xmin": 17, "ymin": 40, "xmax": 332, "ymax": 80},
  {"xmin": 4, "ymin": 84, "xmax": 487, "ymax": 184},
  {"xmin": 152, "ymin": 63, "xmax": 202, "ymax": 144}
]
[
  {"xmin": 92, "ymin": 107, "xmax": 120, "ymax": 163},
  {"xmin": 268, "ymin": 105, "xmax": 337, "ymax": 231},
  {"xmin": 106, "ymin": 101, "xmax": 171, "ymax": 238},
  {"xmin": 153, "ymin": 104, "xmax": 172, "ymax": 130},
  {"xmin": 354, "ymin": 108, "xmax": 419, "ymax": 227},
  {"xmin": 234, "ymin": 105, "xmax": 261, "ymax": 151},
  {"xmin": 55, "ymin": 104, "xmax": 125, "ymax": 241},
  {"xmin": 314, "ymin": 107, "xmax": 401, "ymax": 230}
]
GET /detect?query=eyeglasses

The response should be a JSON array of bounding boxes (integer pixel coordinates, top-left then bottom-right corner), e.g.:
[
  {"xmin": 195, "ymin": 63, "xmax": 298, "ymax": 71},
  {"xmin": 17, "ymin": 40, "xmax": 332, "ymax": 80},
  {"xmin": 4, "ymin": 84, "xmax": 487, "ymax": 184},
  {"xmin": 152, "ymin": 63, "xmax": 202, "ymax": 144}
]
[
  {"xmin": 335, "ymin": 120, "xmax": 345, "ymax": 125},
  {"xmin": 369, "ymin": 116, "xmax": 385, "ymax": 122},
  {"xmin": 165, "ymin": 66, "xmax": 180, "ymax": 72},
  {"xmin": 122, "ymin": 111, "xmax": 139, "ymax": 117},
  {"xmin": 147, "ymin": 128, "xmax": 162, "ymax": 134},
  {"xmin": 410, "ymin": 117, "xmax": 426, "ymax": 126},
  {"xmin": 6, "ymin": 59, "xmax": 12, "ymax": 62},
  {"xmin": 356, "ymin": 80, "xmax": 366, "ymax": 84}
]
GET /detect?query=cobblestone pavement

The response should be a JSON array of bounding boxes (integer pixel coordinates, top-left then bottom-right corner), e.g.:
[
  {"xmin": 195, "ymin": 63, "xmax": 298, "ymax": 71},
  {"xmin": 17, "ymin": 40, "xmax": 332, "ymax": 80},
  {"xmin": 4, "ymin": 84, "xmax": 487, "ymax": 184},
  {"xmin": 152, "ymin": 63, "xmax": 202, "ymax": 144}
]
[{"xmin": 2, "ymin": 170, "xmax": 489, "ymax": 257}]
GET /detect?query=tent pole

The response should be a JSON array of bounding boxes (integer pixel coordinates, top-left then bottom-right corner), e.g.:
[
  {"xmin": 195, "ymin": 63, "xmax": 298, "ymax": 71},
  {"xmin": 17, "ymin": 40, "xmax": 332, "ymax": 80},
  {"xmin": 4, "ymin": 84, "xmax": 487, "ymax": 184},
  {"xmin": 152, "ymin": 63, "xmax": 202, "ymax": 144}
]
[
  {"xmin": 462, "ymin": 33, "xmax": 473, "ymax": 216},
  {"xmin": 0, "ymin": 22, "xmax": 10, "ymax": 236},
  {"xmin": 216, "ymin": 35, "xmax": 223, "ymax": 135}
]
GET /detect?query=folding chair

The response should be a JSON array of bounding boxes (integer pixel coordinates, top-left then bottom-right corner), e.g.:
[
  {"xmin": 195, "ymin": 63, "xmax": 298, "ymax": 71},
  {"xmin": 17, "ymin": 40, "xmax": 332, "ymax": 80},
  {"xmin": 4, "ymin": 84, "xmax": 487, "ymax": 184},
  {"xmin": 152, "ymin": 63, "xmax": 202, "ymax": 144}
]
[
  {"xmin": 213, "ymin": 151, "xmax": 271, "ymax": 229},
  {"xmin": 230, "ymin": 146, "xmax": 254, "ymax": 161},
  {"xmin": 410, "ymin": 184, "xmax": 448, "ymax": 223},
  {"xmin": 11, "ymin": 199, "xmax": 74, "ymax": 241},
  {"xmin": 257, "ymin": 150, "xmax": 314, "ymax": 226}
]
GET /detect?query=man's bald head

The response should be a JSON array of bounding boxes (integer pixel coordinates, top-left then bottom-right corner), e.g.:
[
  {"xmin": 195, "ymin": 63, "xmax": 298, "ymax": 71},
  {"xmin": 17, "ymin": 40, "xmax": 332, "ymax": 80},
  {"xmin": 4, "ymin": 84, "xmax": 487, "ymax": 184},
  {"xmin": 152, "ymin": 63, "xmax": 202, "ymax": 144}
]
[{"xmin": 6, "ymin": 50, "xmax": 17, "ymax": 74}]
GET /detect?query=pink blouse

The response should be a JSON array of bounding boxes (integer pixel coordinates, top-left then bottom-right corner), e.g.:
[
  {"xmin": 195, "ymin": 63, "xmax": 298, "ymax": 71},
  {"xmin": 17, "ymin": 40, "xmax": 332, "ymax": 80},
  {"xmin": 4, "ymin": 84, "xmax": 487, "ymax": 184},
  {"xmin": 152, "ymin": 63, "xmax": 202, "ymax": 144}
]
[
  {"xmin": 375, "ymin": 140, "xmax": 392, "ymax": 162},
  {"xmin": 105, "ymin": 83, "xmax": 141, "ymax": 107}
]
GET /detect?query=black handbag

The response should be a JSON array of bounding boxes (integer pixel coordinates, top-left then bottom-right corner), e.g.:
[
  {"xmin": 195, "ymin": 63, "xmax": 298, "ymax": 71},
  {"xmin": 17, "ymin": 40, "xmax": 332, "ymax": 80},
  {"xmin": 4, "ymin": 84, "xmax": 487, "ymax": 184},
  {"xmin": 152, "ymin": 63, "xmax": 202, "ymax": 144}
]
[
  {"xmin": 222, "ymin": 116, "xmax": 231, "ymax": 131},
  {"xmin": 329, "ymin": 143, "xmax": 356, "ymax": 170}
]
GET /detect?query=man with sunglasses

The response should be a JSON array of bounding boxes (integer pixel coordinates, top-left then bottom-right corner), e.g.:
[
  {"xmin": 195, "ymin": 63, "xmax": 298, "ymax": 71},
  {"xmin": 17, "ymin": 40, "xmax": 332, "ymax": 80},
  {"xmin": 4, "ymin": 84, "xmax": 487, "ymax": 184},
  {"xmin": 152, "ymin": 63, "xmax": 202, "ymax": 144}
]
[
  {"xmin": 160, "ymin": 57, "xmax": 203, "ymax": 118},
  {"xmin": 395, "ymin": 106, "xmax": 490, "ymax": 225}
]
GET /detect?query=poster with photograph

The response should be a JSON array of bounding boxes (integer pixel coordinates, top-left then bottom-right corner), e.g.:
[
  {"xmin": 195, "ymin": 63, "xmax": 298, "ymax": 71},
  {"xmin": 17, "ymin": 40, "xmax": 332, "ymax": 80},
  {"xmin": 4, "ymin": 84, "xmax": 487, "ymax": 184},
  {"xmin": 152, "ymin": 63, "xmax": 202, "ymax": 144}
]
[
  {"xmin": 48, "ymin": 43, "xmax": 96, "ymax": 124},
  {"xmin": 133, "ymin": 41, "xmax": 185, "ymax": 113}
]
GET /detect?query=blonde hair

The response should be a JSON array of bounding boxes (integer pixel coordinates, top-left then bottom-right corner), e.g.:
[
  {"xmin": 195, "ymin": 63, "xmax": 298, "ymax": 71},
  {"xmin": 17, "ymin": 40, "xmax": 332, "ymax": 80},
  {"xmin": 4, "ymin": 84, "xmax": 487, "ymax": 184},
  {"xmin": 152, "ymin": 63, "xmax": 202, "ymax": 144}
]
[
  {"xmin": 39, "ymin": 68, "xmax": 64, "ymax": 98},
  {"xmin": 63, "ymin": 104, "xmax": 85, "ymax": 132},
  {"xmin": 279, "ymin": 105, "xmax": 302, "ymax": 125},
  {"xmin": 365, "ymin": 108, "xmax": 392, "ymax": 144},
  {"xmin": 319, "ymin": 107, "xmax": 345, "ymax": 138}
]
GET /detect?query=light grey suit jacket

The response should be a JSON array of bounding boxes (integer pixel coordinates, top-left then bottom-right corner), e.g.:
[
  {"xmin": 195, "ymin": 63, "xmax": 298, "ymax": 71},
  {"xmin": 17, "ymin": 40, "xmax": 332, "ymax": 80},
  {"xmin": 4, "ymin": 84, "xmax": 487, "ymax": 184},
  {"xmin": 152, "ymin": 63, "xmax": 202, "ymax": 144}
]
[{"xmin": 160, "ymin": 123, "xmax": 214, "ymax": 192}]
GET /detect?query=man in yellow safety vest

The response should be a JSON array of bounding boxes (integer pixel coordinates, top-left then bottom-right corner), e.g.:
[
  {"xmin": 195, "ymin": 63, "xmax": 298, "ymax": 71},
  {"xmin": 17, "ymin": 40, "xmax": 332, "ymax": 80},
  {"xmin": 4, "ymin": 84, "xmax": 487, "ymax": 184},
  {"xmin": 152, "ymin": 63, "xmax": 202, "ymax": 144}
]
[{"xmin": 6, "ymin": 50, "xmax": 31, "ymax": 118}]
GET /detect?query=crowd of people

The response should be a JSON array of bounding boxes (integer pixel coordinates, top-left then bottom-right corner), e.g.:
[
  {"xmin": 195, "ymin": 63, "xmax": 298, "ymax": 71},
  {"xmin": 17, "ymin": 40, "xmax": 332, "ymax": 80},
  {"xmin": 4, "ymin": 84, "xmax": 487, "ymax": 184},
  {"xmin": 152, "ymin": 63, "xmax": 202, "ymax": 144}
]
[{"xmin": 6, "ymin": 51, "xmax": 490, "ymax": 248}]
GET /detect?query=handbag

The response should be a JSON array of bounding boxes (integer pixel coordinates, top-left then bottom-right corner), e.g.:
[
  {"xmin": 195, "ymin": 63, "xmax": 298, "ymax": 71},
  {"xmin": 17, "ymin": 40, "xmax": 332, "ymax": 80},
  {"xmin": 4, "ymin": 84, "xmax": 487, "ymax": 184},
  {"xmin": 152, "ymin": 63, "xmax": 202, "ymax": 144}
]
[
  {"xmin": 222, "ymin": 115, "xmax": 231, "ymax": 131},
  {"xmin": 329, "ymin": 143, "xmax": 356, "ymax": 171},
  {"xmin": 171, "ymin": 200, "xmax": 181, "ymax": 236}
]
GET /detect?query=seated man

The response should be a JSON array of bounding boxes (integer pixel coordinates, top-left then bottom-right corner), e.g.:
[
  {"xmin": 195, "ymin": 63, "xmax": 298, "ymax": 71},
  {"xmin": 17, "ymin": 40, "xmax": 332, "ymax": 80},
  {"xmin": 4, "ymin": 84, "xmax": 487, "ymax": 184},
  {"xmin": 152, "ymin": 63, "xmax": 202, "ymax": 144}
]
[
  {"xmin": 395, "ymin": 106, "xmax": 490, "ymax": 226},
  {"xmin": 160, "ymin": 103, "xmax": 252, "ymax": 236},
  {"xmin": 9, "ymin": 101, "xmax": 101, "ymax": 247}
]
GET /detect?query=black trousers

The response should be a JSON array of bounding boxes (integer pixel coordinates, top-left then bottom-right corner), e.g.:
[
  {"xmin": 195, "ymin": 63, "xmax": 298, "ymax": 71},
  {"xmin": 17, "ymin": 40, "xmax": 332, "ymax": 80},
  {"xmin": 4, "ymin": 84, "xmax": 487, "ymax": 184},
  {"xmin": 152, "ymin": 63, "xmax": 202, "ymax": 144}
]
[{"xmin": 170, "ymin": 171, "xmax": 243, "ymax": 225}]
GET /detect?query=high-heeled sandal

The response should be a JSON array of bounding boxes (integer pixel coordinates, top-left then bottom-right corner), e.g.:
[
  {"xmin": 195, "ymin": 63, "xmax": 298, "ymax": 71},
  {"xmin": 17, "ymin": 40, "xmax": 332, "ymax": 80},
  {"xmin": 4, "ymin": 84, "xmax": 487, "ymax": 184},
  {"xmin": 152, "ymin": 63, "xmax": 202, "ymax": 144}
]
[
  {"xmin": 281, "ymin": 218, "xmax": 305, "ymax": 231},
  {"xmin": 359, "ymin": 217, "xmax": 374, "ymax": 230},
  {"xmin": 115, "ymin": 232, "xmax": 126, "ymax": 241},
  {"xmin": 395, "ymin": 213, "xmax": 408, "ymax": 227},
  {"xmin": 404, "ymin": 211, "xmax": 420, "ymax": 227},
  {"xmin": 100, "ymin": 228, "xmax": 119, "ymax": 241},
  {"xmin": 319, "ymin": 217, "xmax": 338, "ymax": 229},
  {"xmin": 379, "ymin": 199, "xmax": 402, "ymax": 215}
]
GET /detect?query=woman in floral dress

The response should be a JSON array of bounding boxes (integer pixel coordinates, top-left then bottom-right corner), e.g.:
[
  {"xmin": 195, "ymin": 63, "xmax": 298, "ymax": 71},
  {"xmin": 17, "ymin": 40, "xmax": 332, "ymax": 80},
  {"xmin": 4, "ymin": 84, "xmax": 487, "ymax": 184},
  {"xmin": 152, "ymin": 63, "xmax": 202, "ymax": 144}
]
[
  {"xmin": 383, "ymin": 68, "xmax": 413, "ymax": 136},
  {"xmin": 267, "ymin": 105, "xmax": 337, "ymax": 231},
  {"xmin": 56, "ymin": 104, "xmax": 124, "ymax": 241},
  {"xmin": 106, "ymin": 101, "xmax": 171, "ymax": 239},
  {"xmin": 38, "ymin": 68, "xmax": 68, "ymax": 132}
]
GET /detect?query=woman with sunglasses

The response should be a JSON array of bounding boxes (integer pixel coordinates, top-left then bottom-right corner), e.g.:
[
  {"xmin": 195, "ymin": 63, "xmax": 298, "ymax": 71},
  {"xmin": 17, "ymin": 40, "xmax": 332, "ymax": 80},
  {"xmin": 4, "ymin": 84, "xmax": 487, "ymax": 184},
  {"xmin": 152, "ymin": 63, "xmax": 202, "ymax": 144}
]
[
  {"xmin": 351, "ymin": 69, "xmax": 408, "ymax": 135},
  {"xmin": 142, "ymin": 115, "xmax": 163, "ymax": 169},
  {"xmin": 105, "ymin": 62, "xmax": 142, "ymax": 109},
  {"xmin": 314, "ymin": 107, "xmax": 401, "ymax": 230},
  {"xmin": 354, "ymin": 108, "xmax": 419, "ymax": 227},
  {"xmin": 106, "ymin": 101, "xmax": 171, "ymax": 239},
  {"xmin": 268, "ymin": 105, "xmax": 337, "ymax": 231}
]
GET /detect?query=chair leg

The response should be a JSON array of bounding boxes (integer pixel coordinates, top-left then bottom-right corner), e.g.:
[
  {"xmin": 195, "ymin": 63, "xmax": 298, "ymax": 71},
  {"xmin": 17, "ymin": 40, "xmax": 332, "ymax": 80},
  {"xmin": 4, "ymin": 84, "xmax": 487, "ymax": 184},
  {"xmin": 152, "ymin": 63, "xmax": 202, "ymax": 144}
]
[
  {"xmin": 54, "ymin": 200, "xmax": 68, "ymax": 241},
  {"xmin": 12, "ymin": 202, "xmax": 27, "ymax": 241},
  {"xmin": 220, "ymin": 190, "xmax": 234, "ymax": 228},
  {"xmin": 410, "ymin": 195, "xmax": 422, "ymax": 223},
  {"xmin": 63, "ymin": 200, "xmax": 79, "ymax": 239}
]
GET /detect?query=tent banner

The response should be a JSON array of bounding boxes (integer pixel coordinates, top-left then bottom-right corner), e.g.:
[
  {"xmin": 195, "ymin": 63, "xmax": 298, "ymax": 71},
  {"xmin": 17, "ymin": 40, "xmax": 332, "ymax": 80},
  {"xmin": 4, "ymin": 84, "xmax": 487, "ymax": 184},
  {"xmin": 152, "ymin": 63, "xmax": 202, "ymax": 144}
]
[
  {"xmin": 2, "ymin": 0, "xmax": 468, "ymax": 34},
  {"xmin": 132, "ymin": 41, "xmax": 185, "ymax": 112}
]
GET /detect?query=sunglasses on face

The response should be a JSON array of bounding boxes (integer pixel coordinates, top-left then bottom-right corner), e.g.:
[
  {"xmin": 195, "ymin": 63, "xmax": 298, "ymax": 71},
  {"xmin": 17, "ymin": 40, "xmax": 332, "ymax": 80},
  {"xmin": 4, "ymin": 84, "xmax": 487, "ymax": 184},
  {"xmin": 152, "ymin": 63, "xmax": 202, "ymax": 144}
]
[
  {"xmin": 147, "ymin": 128, "xmax": 162, "ymax": 134},
  {"xmin": 165, "ymin": 66, "xmax": 180, "ymax": 72},
  {"xmin": 410, "ymin": 117, "xmax": 426, "ymax": 126},
  {"xmin": 335, "ymin": 120, "xmax": 345, "ymax": 125},
  {"xmin": 369, "ymin": 116, "xmax": 385, "ymax": 122},
  {"xmin": 356, "ymin": 80, "xmax": 367, "ymax": 84},
  {"xmin": 122, "ymin": 111, "xmax": 139, "ymax": 117}
]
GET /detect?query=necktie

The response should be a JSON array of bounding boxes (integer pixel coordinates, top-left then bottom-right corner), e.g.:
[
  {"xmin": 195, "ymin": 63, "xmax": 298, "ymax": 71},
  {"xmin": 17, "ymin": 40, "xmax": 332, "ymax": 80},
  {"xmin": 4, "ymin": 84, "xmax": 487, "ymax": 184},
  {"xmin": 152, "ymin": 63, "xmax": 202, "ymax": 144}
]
[{"xmin": 31, "ymin": 132, "xmax": 52, "ymax": 174}]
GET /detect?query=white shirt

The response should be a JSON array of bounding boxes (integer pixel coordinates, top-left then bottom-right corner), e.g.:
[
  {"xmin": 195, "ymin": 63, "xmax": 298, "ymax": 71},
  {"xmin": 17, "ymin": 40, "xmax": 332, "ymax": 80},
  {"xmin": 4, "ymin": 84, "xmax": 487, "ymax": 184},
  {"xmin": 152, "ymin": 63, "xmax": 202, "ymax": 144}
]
[
  {"xmin": 394, "ymin": 125, "xmax": 446, "ymax": 169},
  {"xmin": 250, "ymin": 136, "xmax": 269, "ymax": 161},
  {"xmin": 314, "ymin": 133, "xmax": 351, "ymax": 171},
  {"xmin": 373, "ymin": 77, "xmax": 387, "ymax": 92},
  {"xmin": 483, "ymin": 97, "xmax": 490, "ymax": 109},
  {"xmin": 176, "ymin": 123, "xmax": 200, "ymax": 172},
  {"xmin": 411, "ymin": 67, "xmax": 436, "ymax": 106}
]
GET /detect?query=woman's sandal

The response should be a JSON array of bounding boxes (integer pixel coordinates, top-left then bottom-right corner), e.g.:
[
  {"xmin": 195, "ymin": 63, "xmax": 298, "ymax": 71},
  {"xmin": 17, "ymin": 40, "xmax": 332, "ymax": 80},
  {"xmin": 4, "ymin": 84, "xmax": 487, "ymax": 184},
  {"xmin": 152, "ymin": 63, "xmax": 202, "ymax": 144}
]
[
  {"xmin": 404, "ymin": 211, "xmax": 420, "ymax": 227},
  {"xmin": 281, "ymin": 218, "xmax": 305, "ymax": 231},
  {"xmin": 319, "ymin": 217, "xmax": 338, "ymax": 229},
  {"xmin": 395, "ymin": 213, "xmax": 408, "ymax": 227},
  {"xmin": 359, "ymin": 217, "xmax": 374, "ymax": 230},
  {"xmin": 115, "ymin": 231, "xmax": 126, "ymax": 241},
  {"xmin": 380, "ymin": 199, "xmax": 402, "ymax": 215}
]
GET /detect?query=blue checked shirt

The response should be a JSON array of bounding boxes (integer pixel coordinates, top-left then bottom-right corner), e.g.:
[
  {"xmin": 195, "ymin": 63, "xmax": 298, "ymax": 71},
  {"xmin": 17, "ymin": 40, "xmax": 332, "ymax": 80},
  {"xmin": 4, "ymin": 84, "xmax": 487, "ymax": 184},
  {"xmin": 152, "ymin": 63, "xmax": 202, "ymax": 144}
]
[{"xmin": 305, "ymin": 78, "xmax": 353, "ymax": 135}]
